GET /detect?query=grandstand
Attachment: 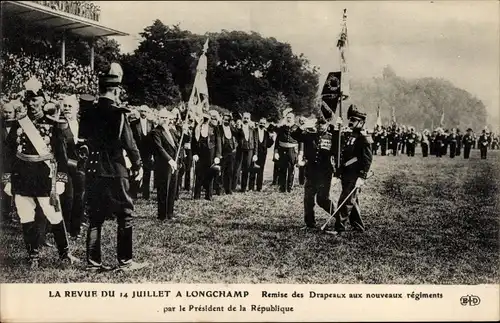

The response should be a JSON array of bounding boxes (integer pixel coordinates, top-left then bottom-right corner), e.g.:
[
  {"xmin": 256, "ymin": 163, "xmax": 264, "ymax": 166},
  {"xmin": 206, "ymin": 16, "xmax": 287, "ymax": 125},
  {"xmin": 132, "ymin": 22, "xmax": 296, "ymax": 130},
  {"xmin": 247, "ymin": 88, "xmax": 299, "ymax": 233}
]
[{"xmin": 1, "ymin": 1, "xmax": 128, "ymax": 98}]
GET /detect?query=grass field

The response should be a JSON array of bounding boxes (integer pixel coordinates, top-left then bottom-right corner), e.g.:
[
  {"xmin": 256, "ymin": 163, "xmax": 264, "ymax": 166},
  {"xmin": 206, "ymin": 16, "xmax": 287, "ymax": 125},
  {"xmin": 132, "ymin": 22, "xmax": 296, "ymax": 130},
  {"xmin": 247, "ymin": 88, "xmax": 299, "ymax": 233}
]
[{"xmin": 1, "ymin": 149, "xmax": 499, "ymax": 284}]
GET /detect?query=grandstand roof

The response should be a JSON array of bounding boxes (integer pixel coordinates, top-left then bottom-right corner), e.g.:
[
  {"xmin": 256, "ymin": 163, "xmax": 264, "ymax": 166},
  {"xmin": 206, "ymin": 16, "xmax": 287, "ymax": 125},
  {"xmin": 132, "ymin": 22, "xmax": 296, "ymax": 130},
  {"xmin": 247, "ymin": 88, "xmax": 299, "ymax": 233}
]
[{"xmin": 2, "ymin": 1, "xmax": 128, "ymax": 38}]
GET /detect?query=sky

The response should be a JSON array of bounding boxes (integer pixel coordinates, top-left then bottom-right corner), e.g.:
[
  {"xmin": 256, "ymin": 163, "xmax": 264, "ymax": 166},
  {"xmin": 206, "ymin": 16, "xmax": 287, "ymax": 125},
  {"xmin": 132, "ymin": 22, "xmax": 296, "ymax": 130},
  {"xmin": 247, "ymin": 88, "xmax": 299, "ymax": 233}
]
[{"xmin": 97, "ymin": 1, "xmax": 499, "ymax": 122}]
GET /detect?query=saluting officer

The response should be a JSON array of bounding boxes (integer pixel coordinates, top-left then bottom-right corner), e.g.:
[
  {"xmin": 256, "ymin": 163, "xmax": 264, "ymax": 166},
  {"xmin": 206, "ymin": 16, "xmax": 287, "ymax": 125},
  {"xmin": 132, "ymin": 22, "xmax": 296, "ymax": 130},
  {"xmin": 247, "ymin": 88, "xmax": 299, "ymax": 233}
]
[
  {"xmin": 79, "ymin": 63, "xmax": 148, "ymax": 272},
  {"xmin": 332, "ymin": 105, "xmax": 373, "ymax": 234},
  {"xmin": 3, "ymin": 87, "xmax": 77, "ymax": 269},
  {"xmin": 291, "ymin": 115, "xmax": 341, "ymax": 230}
]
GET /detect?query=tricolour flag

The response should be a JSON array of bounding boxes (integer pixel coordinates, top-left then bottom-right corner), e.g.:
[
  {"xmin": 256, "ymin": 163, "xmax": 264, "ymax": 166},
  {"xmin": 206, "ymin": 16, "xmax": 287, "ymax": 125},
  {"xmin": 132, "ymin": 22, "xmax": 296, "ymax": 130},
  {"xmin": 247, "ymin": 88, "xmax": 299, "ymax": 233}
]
[
  {"xmin": 320, "ymin": 71, "xmax": 342, "ymax": 119},
  {"xmin": 187, "ymin": 39, "xmax": 210, "ymax": 120}
]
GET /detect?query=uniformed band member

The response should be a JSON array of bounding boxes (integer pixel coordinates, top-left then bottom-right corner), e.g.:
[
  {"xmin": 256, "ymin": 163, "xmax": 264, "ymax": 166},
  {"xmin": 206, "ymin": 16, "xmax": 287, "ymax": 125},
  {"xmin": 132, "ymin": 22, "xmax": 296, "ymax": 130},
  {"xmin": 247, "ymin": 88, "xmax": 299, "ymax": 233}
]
[
  {"xmin": 291, "ymin": 115, "xmax": 340, "ymax": 229},
  {"xmin": 235, "ymin": 112, "xmax": 258, "ymax": 193},
  {"xmin": 274, "ymin": 110, "xmax": 299, "ymax": 193},
  {"xmin": 249, "ymin": 117, "xmax": 274, "ymax": 191},
  {"xmin": 3, "ymin": 87, "xmax": 77, "ymax": 269},
  {"xmin": 150, "ymin": 109, "xmax": 188, "ymax": 220},
  {"xmin": 192, "ymin": 110, "xmax": 222, "ymax": 200},
  {"xmin": 59, "ymin": 95, "xmax": 85, "ymax": 239},
  {"xmin": 478, "ymin": 129, "xmax": 490, "ymax": 159},
  {"xmin": 332, "ymin": 105, "xmax": 373, "ymax": 234},
  {"xmin": 79, "ymin": 63, "xmax": 148, "ymax": 272}
]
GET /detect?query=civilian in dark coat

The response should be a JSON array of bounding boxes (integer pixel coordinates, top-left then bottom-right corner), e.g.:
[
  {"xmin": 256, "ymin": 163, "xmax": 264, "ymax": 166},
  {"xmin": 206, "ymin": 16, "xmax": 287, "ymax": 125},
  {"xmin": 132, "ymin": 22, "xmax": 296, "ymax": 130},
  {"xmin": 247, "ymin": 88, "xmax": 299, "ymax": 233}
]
[
  {"xmin": 234, "ymin": 112, "xmax": 258, "ymax": 192},
  {"xmin": 249, "ymin": 118, "xmax": 274, "ymax": 191},
  {"xmin": 130, "ymin": 106, "xmax": 154, "ymax": 200}
]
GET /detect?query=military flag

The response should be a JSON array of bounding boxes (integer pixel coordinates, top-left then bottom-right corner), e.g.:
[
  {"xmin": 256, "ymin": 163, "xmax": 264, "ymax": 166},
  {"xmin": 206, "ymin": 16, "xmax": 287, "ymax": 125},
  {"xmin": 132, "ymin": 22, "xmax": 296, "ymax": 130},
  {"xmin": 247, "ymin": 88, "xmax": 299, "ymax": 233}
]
[
  {"xmin": 391, "ymin": 106, "xmax": 396, "ymax": 125},
  {"xmin": 440, "ymin": 109, "xmax": 445, "ymax": 127},
  {"xmin": 376, "ymin": 105, "xmax": 382, "ymax": 127},
  {"xmin": 187, "ymin": 38, "xmax": 210, "ymax": 120}
]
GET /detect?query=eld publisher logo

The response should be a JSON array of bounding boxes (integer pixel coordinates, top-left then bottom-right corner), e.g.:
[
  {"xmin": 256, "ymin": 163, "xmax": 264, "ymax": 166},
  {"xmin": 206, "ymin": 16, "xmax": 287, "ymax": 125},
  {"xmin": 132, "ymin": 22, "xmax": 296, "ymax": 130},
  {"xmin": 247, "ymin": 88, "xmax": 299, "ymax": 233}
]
[{"xmin": 460, "ymin": 295, "xmax": 481, "ymax": 306}]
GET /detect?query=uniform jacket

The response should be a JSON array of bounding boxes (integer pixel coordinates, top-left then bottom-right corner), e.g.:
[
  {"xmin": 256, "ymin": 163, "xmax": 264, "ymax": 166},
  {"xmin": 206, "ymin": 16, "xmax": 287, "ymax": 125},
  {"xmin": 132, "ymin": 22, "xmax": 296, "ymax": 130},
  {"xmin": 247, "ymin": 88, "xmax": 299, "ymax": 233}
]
[
  {"xmin": 79, "ymin": 97, "xmax": 141, "ymax": 178},
  {"xmin": 4, "ymin": 114, "xmax": 68, "ymax": 197},
  {"xmin": 291, "ymin": 125, "xmax": 340, "ymax": 172},
  {"xmin": 462, "ymin": 134, "xmax": 474, "ymax": 146},
  {"xmin": 406, "ymin": 133, "xmax": 418, "ymax": 145},
  {"xmin": 273, "ymin": 124, "xmax": 299, "ymax": 154},
  {"xmin": 338, "ymin": 130, "xmax": 373, "ymax": 180},
  {"xmin": 478, "ymin": 134, "xmax": 490, "ymax": 147}
]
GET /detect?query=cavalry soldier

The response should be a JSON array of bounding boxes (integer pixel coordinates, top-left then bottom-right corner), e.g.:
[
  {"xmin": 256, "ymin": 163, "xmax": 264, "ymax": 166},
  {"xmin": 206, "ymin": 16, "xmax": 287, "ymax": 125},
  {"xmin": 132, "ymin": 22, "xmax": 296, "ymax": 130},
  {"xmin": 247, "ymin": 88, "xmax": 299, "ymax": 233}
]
[
  {"xmin": 478, "ymin": 129, "xmax": 490, "ymax": 159},
  {"xmin": 192, "ymin": 110, "xmax": 222, "ymax": 200},
  {"xmin": 332, "ymin": 105, "xmax": 373, "ymax": 234},
  {"xmin": 249, "ymin": 117, "xmax": 275, "ymax": 191},
  {"xmin": 150, "ymin": 109, "xmax": 189, "ymax": 220},
  {"xmin": 405, "ymin": 127, "xmax": 417, "ymax": 157},
  {"xmin": 79, "ymin": 63, "xmax": 148, "ymax": 272},
  {"xmin": 273, "ymin": 110, "xmax": 299, "ymax": 193},
  {"xmin": 59, "ymin": 95, "xmax": 85, "ymax": 239},
  {"xmin": 3, "ymin": 87, "xmax": 77, "ymax": 269},
  {"xmin": 462, "ymin": 128, "xmax": 474, "ymax": 159},
  {"xmin": 291, "ymin": 115, "xmax": 341, "ymax": 230}
]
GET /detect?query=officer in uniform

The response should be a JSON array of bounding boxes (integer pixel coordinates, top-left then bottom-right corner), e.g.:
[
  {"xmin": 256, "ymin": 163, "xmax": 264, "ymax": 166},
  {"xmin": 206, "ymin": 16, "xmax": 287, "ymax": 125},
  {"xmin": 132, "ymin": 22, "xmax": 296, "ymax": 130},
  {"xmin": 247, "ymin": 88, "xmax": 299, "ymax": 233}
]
[
  {"xmin": 462, "ymin": 128, "xmax": 474, "ymax": 159},
  {"xmin": 405, "ymin": 127, "xmax": 417, "ymax": 157},
  {"xmin": 332, "ymin": 105, "xmax": 373, "ymax": 234},
  {"xmin": 79, "ymin": 63, "xmax": 148, "ymax": 272},
  {"xmin": 274, "ymin": 110, "xmax": 299, "ymax": 193},
  {"xmin": 379, "ymin": 127, "xmax": 388, "ymax": 156},
  {"xmin": 3, "ymin": 87, "xmax": 77, "ymax": 269},
  {"xmin": 291, "ymin": 115, "xmax": 341, "ymax": 229},
  {"xmin": 478, "ymin": 129, "xmax": 490, "ymax": 159}
]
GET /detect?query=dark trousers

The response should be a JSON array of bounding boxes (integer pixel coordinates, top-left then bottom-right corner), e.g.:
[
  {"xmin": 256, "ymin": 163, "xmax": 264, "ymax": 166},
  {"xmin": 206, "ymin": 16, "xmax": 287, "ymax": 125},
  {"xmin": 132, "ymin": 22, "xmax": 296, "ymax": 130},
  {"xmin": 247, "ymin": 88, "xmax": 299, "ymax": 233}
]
[
  {"xmin": 464, "ymin": 145, "xmax": 472, "ymax": 159},
  {"xmin": 436, "ymin": 143, "xmax": 443, "ymax": 157},
  {"xmin": 380, "ymin": 142, "xmax": 387, "ymax": 156},
  {"xmin": 421, "ymin": 142, "xmax": 429, "ymax": 157},
  {"xmin": 456, "ymin": 144, "xmax": 461, "ymax": 156},
  {"xmin": 157, "ymin": 169, "xmax": 178, "ymax": 220},
  {"xmin": 372, "ymin": 143, "xmax": 378, "ymax": 155},
  {"xmin": 391, "ymin": 143, "xmax": 398, "ymax": 156},
  {"xmin": 480, "ymin": 147, "xmax": 487, "ymax": 159},
  {"xmin": 239, "ymin": 149, "xmax": 254, "ymax": 192},
  {"xmin": 232, "ymin": 149, "xmax": 242, "ymax": 191},
  {"xmin": 334, "ymin": 176, "xmax": 365, "ymax": 232},
  {"xmin": 304, "ymin": 168, "xmax": 335, "ymax": 227},
  {"xmin": 194, "ymin": 148, "xmax": 215, "ymax": 200},
  {"xmin": 1, "ymin": 185, "xmax": 13, "ymax": 221},
  {"xmin": 272, "ymin": 161, "xmax": 280, "ymax": 185},
  {"xmin": 449, "ymin": 142, "xmax": 457, "ymax": 158},
  {"xmin": 298, "ymin": 166, "xmax": 305, "ymax": 185},
  {"xmin": 130, "ymin": 167, "xmax": 151, "ymax": 200},
  {"xmin": 183, "ymin": 149, "xmax": 193, "ymax": 190},
  {"xmin": 278, "ymin": 147, "xmax": 297, "ymax": 192},
  {"xmin": 61, "ymin": 170, "xmax": 85, "ymax": 237},
  {"xmin": 221, "ymin": 152, "xmax": 235, "ymax": 194},
  {"xmin": 85, "ymin": 177, "xmax": 134, "ymax": 267},
  {"xmin": 406, "ymin": 144, "xmax": 415, "ymax": 157},
  {"xmin": 249, "ymin": 153, "xmax": 267, "ymax": 191}
]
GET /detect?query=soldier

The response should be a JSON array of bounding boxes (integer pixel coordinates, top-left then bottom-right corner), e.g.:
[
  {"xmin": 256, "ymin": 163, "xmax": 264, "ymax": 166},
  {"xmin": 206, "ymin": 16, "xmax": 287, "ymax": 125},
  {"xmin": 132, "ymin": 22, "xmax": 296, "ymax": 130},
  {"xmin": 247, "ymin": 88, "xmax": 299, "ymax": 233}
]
[
  {"xmin": 234, "ymin": 112, "xmax": 258, "ymax": 192},
  {"xmin": 406, "ymin": 127, "xmax": 417, "ymax": 157},
  {"xmin": 291, "ymin": 115, "xmax": 341, "ymax": 230},
  {"xmin": 327, "ymin": 105, "xmax": 373, "ymax": 234},
  {"xmin": 274, "ymin": 110, "xmax": 299, "ymax": 193},
  {"xmin": 3, "ymin": 88, "xmax": 77, "ymax": 269},
  {"xmin": 372, "ymin": 125, "xmax": 381, "ymax": 155},
  {"xmin": 219, "ymin": 113, "xmax": 238, "ymax": 194},
  {"xmin": 478, "ymin": 129, "xmax": 490, "ymax": 159},
  {"xmin": 59, "ymin": 95, "xmax": 85, "ymax": 239},
  {"xmin": 399, "ymin": 125, "xmax": 407, "ymax": 154},
  {"xmin": 462, "ymin": 128, "xmax": 474, "ymax": 159},
  {"xmin": 192, "ymin": 110, "xmax": 222, "ymax": 200},
  {"xmin": 434, "ymin": 128, "xmax": 445, "ymax": 157},
  {"xmin": 456, "ymin": 128, "xmax": 462, "ymax": 156},
  {"xmin": 379, "ymin": 127, "xmax": 388, "ymax": 156},
  {"xmin": 249, "ymin": 117, "xmax": 275, "ymax": 191},
  {"xmin": 448, "ymin": 128, "xmax": 458, "ymax": 158},
  {"xmin": 150, "ymin": 109, "xmax": 188, "ymax": 220},
  {"xmin": 130, "ymin": 105, "xmax": 154, "ymax": 200},
  {"xmin": 420, "ymin": 129, "xmax": 430, "ymax": 157},
  {"xmin": 79, "ymin": 63, "xmax": 148, "ymax": 272},
  {"xmin": 390, "ymin": 126, "xmax": 400, "ymax": 156},
  {"xmin": 297, "ymin": 117, "xmax": 307, "ymax": 185}
]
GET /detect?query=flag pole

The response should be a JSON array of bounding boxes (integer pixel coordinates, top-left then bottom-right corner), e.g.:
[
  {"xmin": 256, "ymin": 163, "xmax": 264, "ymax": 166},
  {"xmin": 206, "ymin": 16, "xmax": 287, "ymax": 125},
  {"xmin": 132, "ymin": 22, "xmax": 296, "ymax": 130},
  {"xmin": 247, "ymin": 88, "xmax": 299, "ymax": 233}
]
[
  {"xmin": 337, "ymin": 8, "xmax": 348, "ymax": 169},
  {"xmin": 174, "ymin": 38, "xmax": 209, "ymax": 164}
]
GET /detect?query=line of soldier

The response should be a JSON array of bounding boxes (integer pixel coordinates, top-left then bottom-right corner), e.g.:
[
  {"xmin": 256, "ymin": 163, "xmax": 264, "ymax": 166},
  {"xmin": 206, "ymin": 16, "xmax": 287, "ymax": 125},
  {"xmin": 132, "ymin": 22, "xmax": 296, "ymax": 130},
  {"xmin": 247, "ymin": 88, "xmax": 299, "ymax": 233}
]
[{"xmin": 370, "ymin": 124, "xmax": 496, "ymax": 159}]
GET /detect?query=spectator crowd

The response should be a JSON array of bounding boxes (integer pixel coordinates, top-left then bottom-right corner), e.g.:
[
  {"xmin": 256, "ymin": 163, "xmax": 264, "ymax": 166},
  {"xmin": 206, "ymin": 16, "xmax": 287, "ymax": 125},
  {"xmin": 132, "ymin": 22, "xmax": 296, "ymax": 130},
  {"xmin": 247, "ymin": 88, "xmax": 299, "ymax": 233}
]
[{"xmin": 32, "ymin": 1, "xmax": 101, "ymax": 22}]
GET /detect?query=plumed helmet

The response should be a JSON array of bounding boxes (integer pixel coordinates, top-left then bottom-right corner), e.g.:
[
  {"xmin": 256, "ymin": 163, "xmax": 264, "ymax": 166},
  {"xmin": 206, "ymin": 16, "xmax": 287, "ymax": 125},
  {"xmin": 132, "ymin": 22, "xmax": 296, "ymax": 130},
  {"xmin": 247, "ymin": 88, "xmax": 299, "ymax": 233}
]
[{"xmin": 347, "ymin": 104, "xmax": 366, "ymax": 121}]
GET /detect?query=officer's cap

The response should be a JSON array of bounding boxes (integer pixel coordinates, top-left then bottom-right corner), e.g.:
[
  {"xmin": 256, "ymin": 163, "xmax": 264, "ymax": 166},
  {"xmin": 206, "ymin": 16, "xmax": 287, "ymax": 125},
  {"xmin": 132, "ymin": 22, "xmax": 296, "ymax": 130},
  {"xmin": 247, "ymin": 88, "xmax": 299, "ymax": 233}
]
[
  {"xmin": 99, "ymin": 62, "xmax": 123, "ymax": 87},
  {"xmin": 347, "ymin": 104, "xmax": 366, "ymax": 121},
  {"xmin": 466, "ymin": 128, "xmax": 473, "ymax": 132}
]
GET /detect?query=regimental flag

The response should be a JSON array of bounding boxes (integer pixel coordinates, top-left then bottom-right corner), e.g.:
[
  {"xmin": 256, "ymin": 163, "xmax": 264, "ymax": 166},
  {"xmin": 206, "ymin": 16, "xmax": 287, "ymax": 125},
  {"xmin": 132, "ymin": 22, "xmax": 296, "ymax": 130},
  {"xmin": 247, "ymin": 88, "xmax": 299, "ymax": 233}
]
[
  {"xmin": 440, "ymin": 109, "xmax": 445, "ymax": 127},
  {"xmin": 337, "ymin": 8, "xmax": 349, "ymax": 100},
  {"xmin": 320, "ymin": 71, "xmax": 342, "ymax": 119},
  {"xmin": 376, "ymin": 105, "xmax": 382, "ymax": 127},
  {"xmin": 187, "ymin": 39, "xmax": 210, "ymax": 120},
  {"xmin": 391, "ymin": 106, "xmax": 396, "ymax": 125}
]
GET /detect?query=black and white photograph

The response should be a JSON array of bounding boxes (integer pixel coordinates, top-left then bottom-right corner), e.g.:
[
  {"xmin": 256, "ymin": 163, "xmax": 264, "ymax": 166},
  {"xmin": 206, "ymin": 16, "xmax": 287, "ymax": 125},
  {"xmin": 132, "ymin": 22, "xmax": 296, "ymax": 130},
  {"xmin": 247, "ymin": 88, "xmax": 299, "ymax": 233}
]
[{"xmin": 0, "ymin": 0, "xmax": 499, "ymax": 321}]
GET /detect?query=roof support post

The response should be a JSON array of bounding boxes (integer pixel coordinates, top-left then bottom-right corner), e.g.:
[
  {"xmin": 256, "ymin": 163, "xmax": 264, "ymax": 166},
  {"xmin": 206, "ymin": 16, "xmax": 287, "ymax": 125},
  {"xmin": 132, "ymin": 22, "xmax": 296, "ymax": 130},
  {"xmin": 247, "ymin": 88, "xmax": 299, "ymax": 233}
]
[
  {"xmin": 61, "ymin": 30, "xmax": 66, "ymax": 65},
  {"xmin": 90, "ymin": 38, "xmax": 95, "ymax": 71}
]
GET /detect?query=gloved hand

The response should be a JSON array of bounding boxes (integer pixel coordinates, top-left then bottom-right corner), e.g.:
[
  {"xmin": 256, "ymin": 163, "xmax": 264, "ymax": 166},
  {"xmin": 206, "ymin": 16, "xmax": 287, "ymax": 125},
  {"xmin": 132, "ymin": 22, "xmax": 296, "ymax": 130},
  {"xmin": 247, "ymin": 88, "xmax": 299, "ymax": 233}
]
[
  {"xmin": 168, "ymin": 159, "xmax": 178, "ymax": 171},
  {"xmin": 4, "ymin": 183, "xmax": 12, "ymax": 196},
  {"xmin": 355, "ymin": 177, "xmax": 365, "ymax": 188},
  {"xmin": 193, "ymin": 155, "xmax": 199, "ymax": 162},
  {"xmin": 56, "ymin": 182, "xmax": 65, "ymax": 194},
  {"xmin": 336, "ymin": 116, "xmax": 343, "ymax": 125},
  {"xmin": 252, "ymin": 155, "xmax": 258, "ymax": 162},
  {"xmin": 132, "ymin": 167, "xmax": 144, "ymax": 182},
  {"xmin": 274, "ymin": 153, "xmax": 280, "ymax": 161},
  {"xmin": 297, "ymin": 154, "xmax": 305, "ymax": 166},
  {"xmin": 331, "ymin": 177, "xmax": 341, "ymax": 185},
  {"xmin": 214, "ymin": 157, "xmax": 220, "ymax": 164}
]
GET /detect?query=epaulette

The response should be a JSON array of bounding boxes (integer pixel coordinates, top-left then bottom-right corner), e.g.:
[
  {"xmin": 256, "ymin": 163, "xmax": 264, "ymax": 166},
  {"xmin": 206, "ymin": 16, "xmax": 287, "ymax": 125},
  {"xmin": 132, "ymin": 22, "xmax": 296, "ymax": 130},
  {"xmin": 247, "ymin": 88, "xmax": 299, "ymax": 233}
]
[{"xmin": 360, "ymin": 130, "xmax": 374, "ymax": 144}]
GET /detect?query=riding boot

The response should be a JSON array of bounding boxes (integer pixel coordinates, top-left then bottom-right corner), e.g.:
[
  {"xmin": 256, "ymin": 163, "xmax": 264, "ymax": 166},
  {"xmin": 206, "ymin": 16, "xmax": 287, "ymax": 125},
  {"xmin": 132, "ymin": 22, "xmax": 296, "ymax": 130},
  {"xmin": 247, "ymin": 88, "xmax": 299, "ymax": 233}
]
[{"xmin": 22, "ymin": 221, "xmax": 40, "ymax": 269}]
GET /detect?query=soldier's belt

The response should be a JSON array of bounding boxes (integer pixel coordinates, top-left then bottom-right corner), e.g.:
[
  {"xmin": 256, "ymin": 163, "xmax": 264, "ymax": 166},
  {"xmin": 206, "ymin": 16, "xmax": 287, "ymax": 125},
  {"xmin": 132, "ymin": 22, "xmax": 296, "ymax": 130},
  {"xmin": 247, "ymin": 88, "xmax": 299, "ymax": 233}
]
[
  {"xmin": 16, "ymin": 152, "xmax": 54, "ymax": 163},
  {"xmin": 344, "ymin": 157, "xmax": 358, "ymax": 167},
  {"xmin": 278, "ymin": 141, "xmax": 298, "ymax": 148}
]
